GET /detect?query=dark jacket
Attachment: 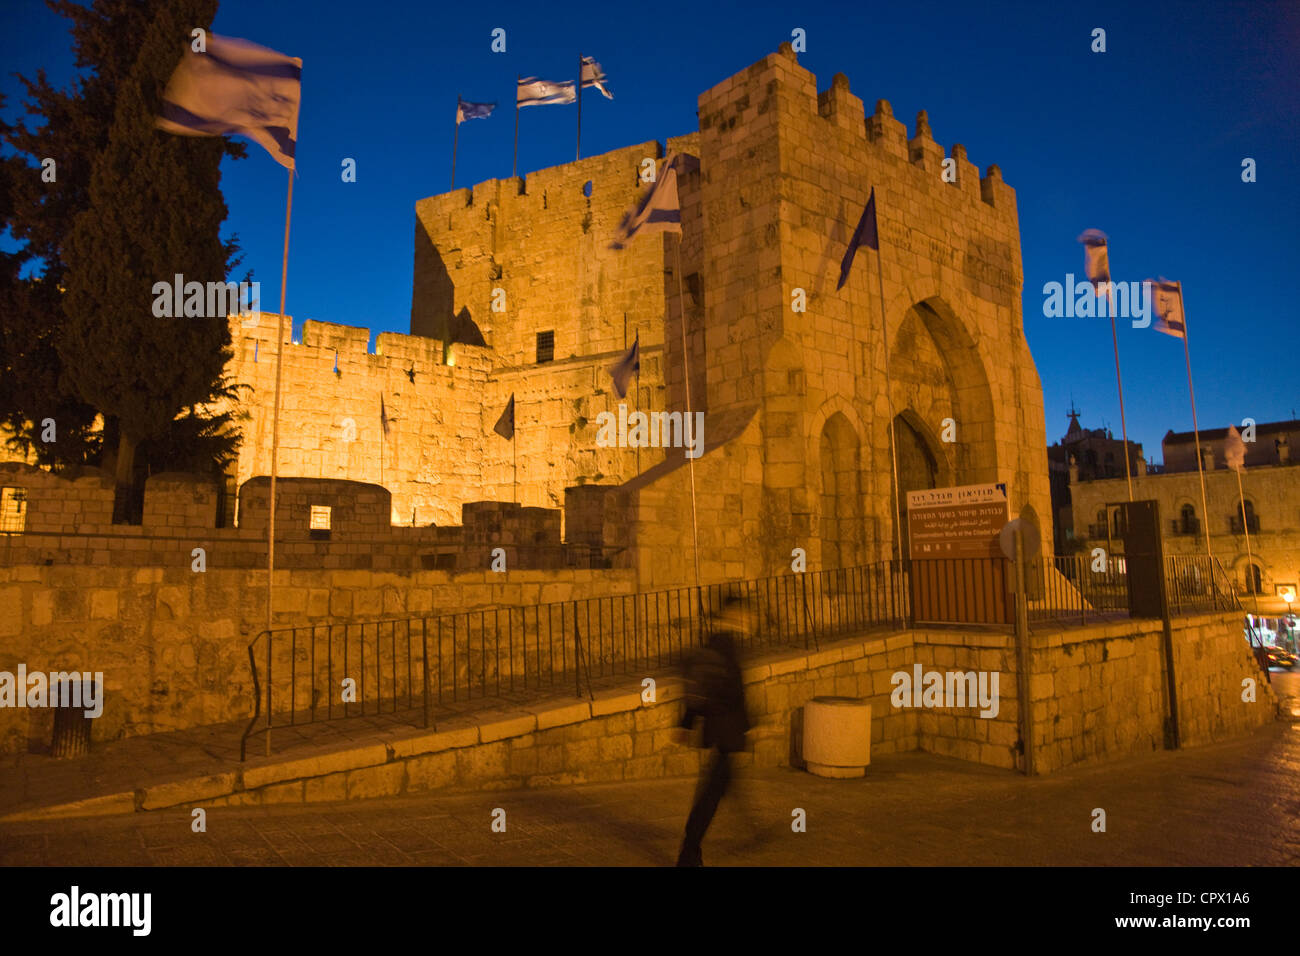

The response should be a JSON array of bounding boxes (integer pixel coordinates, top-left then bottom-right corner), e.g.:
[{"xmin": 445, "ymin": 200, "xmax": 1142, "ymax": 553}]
[{"xmin": 680, "ymin": 630, "xmax": 750, "ymax": 753}]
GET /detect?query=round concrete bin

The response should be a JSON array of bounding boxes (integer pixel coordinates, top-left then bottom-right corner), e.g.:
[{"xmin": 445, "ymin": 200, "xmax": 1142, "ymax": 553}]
[{"xmin": 803, "ymin": 696, "xmax": 871, "ymax": 778}]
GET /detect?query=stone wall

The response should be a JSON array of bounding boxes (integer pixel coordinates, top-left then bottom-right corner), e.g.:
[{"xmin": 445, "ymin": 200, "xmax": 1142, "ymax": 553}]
[
  {"xmin": 0, "ymin": 564, "xmax": 638, "ymax": 755},
  {"xmin": 1027, "ymin": 612, "xmax": 1275, "ymax": 774},
  {"xmin": 186, "ymin": 612, "xmax": 1277, "ymax": 809}
]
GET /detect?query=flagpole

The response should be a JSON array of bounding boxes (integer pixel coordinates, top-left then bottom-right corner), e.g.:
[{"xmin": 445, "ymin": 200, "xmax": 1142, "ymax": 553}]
[
  {"xmin": 675, "ymin": 234, "xmax": 702, "ymax": 591},
  {"xmin": 1107, "ymin": 298, "xmax": 1135, "ymax": 502},
  {"xmin": 1235, "ymin": 465, "xmax": 1260, "ymax": 616},
  {"xmin": 267, "ymin": 165, "xmax": 294, "ymax": 634},
  {"xmin": 1178, "ymin": 283, "xmax": 1213, "ymax": 569},
  {"xmin": 575, "ymin": 54, "xmax": 583, "ymax": 161},
  {"xmin": 514, "ymin": 421, "xmax": 518, "ymax": 505},
  {"xmin": 874, "ymin": 227, "xmax": 905, "ymax": 572},
  {"xmin": 451, "ymin": 97, "xmax": 460, "ymax": 191},
  {"xmin": 513, "ymin": 75, "xmax": 520, "ymax": 179}
]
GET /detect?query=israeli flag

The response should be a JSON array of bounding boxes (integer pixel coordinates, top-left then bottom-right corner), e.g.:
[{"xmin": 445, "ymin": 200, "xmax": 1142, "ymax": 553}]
[
  {"xmin": 610, "ymin": 153, "xmax": 697, "ymax": 250},
  {"xmin": 608, "ymin": 334, "xmax": 640, "ymax": 398},
  {"xmin": 517, "ymin": 77, "xmax": 576, "ymax": 107},
  {"xmin": 1077, "ymin": 229, "xmax": 1111, "ymax": 294},
  {"xmin": 156, "ymin": 34, "xmax": 302, "ymax": 170},
  {"xmin": 457, "ymin": 97, "xmax": 496, "ymax": 125},
  {"xmin": 581, "ymin": 57, "xmax": 613, "ymax": 99},
  {"xmin": 1147, "ymin": 278, "xmax": 1186, "ymax": 339}
]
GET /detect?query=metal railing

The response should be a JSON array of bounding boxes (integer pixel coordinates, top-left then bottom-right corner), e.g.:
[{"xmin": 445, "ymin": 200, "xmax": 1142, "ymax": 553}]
[
  {"xmin": 1230, "ymin": 515, "xmax": 1260, "ymax": 534},
  {"xmin": 1026, "ymin": 553, "xmax": 1239, "ymax": 625},
  {"xmin": 1165, "ymin": 554, "xmax": 1240, "ymax": 614},
  {"xmin": 1026, "ymin": 554, "xmax": 1129, "ymax": 625},
  {"xmin": 240, "ymin": 561, "xmax": 909, "ymax": 759}
]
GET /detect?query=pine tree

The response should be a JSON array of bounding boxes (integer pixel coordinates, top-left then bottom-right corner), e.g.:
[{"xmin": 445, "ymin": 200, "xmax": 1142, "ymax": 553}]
[{"xmin": 57, "ymin": 0, "xmax": 245, "ymax": 518}]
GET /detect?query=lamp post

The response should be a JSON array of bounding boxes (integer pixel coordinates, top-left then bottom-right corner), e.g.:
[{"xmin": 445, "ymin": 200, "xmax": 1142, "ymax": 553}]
[{"xmin": 1281, "ymin": 587, "xmax": 1296, "ymax": 653}]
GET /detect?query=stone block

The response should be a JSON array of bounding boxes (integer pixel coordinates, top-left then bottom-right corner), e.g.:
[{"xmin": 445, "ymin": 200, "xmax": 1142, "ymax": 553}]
[
  {"xmin": 346, "ymin": 762, "xmax": 405, "ymax": 800},
  {"xmin": 141, "ymin": 772, "xmax": 237, "ymax": 810}
]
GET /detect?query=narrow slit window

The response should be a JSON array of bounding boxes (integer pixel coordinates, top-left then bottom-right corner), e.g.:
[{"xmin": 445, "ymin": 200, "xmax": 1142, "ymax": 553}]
[
  {"xmin": 536, "ymin": 330, "xmax": 554, "ymax": 364},
  {"xmin": 309, "ymin": 505, "xmax": 332, "ymax": 536},
  {"xmin": 0, "ymin": 487, "xmax": 26, "ymax": 533}
]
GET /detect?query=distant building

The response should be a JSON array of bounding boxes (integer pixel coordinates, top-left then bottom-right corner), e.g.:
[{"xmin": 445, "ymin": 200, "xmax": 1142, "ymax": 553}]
[
  {"xmin": 1069, "ymin": 418, "xmax": 1300, "ymax": 614},
  {"xmin": 1047, "ymin": 407, "xmax": 1144, "ymax": 547}
]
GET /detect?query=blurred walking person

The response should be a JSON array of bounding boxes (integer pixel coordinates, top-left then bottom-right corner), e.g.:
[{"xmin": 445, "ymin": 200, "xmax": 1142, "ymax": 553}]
[{"xmin": 675, "ymin": 596, "xmax": 751, "ymax": 866}]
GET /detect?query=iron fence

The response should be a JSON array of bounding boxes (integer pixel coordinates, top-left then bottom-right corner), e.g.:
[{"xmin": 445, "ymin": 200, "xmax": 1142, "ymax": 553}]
[
  {"xmin": 1025, "ymin": 554, "xmax": 1129, "ymax": 626},
  {"xmin": 240, "ymin": 561, "xmax": 909, "ymax": 759}
]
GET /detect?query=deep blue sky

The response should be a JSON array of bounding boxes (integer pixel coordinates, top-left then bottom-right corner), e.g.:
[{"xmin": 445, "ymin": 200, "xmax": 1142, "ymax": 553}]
[{"xmin": 3, "ymin": 0, "xmax": 1298, "ymax": 463}]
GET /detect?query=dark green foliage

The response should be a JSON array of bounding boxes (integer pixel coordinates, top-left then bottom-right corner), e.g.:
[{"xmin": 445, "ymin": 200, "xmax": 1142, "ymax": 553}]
[{"xmin": 3, "ymin": 0, "xmax": 249, "ymax": 497}]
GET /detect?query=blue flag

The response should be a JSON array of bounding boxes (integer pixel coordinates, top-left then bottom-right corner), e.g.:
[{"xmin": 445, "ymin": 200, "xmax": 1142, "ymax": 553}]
[
  {"xmin": 494, "ymin": 394, "xmax": 515, "ymax": 441},
  {"xmin": 608, "ymin": 334, "xmax": 640, "ymax": 398},
  {"xmin": 457, "ymin": 96, "xmax": 496, "ymax": 124},
  {"xmin": 837, "ymin": 188, "xmax": 879, "ymax": 291}
]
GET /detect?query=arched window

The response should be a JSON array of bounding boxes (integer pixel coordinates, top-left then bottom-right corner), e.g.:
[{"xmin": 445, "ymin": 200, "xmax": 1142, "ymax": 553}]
[
  {"xmin": 1179, "ymin": 503, "xmax": 1197, "ymax": 535},
  {"xmin": 1235, "ymin": 500, "xmax": 1259, "ymax": 533},
  {"xmin": 1245, "ymin": 563, "xmax": 1262, "ymax": 595}
]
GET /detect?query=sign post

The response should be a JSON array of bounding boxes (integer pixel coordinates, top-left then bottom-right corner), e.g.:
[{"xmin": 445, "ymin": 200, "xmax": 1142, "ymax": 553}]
[{"xmin": 906, "ymin": 483, "xmax": 1010, "ymax": 625}]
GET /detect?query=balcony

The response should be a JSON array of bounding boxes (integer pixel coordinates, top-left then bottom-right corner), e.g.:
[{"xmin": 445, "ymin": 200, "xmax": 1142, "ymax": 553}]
[
  {"xmin": 1172, "ymin": 517, "xmax": 1200, "ymax": 536},
  {"xmin": 1230, "ymin": 515, "xmax": 1260, "ymax": 534}
]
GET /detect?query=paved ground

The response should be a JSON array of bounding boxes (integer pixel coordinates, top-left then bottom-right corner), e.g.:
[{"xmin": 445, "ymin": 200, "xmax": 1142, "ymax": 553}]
[{"xmin": 2, "ymin": 718, "xmax": 1297, "ymax": 867}]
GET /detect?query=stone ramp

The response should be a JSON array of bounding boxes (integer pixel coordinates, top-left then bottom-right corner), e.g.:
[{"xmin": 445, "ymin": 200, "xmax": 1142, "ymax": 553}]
[{"xmin": 0, "ymin": 673, "xmax": 657, "ymax": 822}]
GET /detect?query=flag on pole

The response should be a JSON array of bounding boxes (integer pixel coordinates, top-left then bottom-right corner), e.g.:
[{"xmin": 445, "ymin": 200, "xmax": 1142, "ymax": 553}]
[
  {"xmin": 1146, "ymin": 278, "xmax": 1187, "ymax": 338},
  {"xmin": 1224, "ymin": 424, "xmax": 1246, "ymax": 471},
  {"xmin": 1077, "ymin": 229, "xmax": 1111, "ymax": 294},
  {"xmin": 580, "ymin": 57, "xmax": 613, "ymax": 99},
  {"xmin": 609, "ymin": 153, "xmax": 696, "ymax": 249},
  {"xmin": 517, "ymin": 77, "xmax": 576, "ymax": 107},
  {"xmin": 380, "ymin": 394, "xmax": 392, "ymax": 437},
  {"xmin": 837, "ymin": 187, "xmax": 880, "ymax": 291},
  {"xmin": 457, "ymin": 97, "xmax": 496, "ymax": 124},
  {"xmin": 494, "ymin": 394, "xmax": 516, "ymax": 440},
  {"xmin": 608, "ymin": 334, "xmax": 640, "ymax": 398},
  {"xmin": 156, "ymin": 34, "xmax": 302, "ymax": 169}
]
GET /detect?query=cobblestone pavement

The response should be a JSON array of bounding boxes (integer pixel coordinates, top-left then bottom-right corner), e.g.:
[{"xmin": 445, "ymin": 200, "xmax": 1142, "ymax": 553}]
[{"xmin": 2, "ymin": 720, "xmax": 1297, "ymax": 867}]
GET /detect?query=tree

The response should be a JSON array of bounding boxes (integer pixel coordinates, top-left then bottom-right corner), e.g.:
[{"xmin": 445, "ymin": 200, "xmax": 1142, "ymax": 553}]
[{"xmin": 6, "ymin": 0, "xmax": 249, "ymax": 519}]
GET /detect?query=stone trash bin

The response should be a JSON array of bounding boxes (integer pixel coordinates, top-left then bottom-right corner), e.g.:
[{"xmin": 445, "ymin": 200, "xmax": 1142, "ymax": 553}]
[{"xmin": 802, "ymin": 696, "xmax": 871, "ymax": 778}]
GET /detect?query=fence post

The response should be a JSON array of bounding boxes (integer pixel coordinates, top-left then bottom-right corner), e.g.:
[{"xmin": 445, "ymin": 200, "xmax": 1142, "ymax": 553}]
[
  {"xmin": 421, "ymin": 617, "xmax": 431, "ymax": 729},
  {"xmin": 1013, "ymin": 526, "xmax": 1035, "ymax": 777}
]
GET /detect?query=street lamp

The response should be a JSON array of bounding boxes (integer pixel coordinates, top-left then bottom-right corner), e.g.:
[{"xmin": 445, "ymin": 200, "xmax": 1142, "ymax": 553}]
[{"xmin": 1281, "ymin": 587, "xmax": 1296, "ymax": 652}]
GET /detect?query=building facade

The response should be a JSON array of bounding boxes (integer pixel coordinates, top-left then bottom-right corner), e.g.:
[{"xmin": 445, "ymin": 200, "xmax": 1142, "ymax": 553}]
[
  {"xmin": 1069, "ymin": 419, "xmax": 1300, "ymax": 614},
  {"xmin": 3, "ymin": 45, "xmax": 1054, "ymax": 591}
]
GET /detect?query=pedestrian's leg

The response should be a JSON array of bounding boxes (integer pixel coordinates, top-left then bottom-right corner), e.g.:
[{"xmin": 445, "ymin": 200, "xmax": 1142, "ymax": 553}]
[{"xmin": 680, "ymin": 750, "xmax": 731, "ymax": 863}]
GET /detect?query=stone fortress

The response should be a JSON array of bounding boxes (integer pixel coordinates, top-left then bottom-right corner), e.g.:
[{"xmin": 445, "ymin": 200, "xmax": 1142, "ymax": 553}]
[
  {"xmin": 215, "ymin": 42, "xmax": 1052, "ymax": 589},
  {"xmin": 3, "ymin": 46, "xmax": 1272, "ymax": 768}
]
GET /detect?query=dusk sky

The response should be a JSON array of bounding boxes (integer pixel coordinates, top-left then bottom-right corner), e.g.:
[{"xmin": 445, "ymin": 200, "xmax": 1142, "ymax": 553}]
[{"xmin": 3, "ymin": 0, "xmax": 1297, "ymax": 462}]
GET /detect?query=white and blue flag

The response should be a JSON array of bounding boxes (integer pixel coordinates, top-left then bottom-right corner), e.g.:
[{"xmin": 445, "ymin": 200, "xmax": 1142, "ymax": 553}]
[
  {"xmin": 610, "ymin": 153, "xmax": 696, "ymax": 250},
  {"xmin": 156, "ymin": 34, "xmax": 302, "ymax": 170},
  {"xmin": 608, "ymin": 334, "xmax": 640, "ymax": 398},
  {"xmin": 1077, "ymin": 228, "xmax": 1111, "ymax": 294},
  {"xmin": 457, "ymin": 97, "xmax": 496, "ymax": 124},
  {"xmin": 517, "ymin": 77, "xmax": 576, "ymax": 107},
  {"xmin": 581, "ymin": 57, "xmax": 613, "ymax": 99},
  {"xmin": 1146, "ymin": 278, "xmax": 1186, "ymax": 339}
]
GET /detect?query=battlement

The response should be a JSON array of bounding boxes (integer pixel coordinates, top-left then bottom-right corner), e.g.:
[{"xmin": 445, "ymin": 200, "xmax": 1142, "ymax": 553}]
[
  {"xmin": 227, "ymin": 313, "xmax": 493, "ymax": 380},
  {"xmin": 699, "ymin": 43, "xmax": 1015, "ymax": 214}
]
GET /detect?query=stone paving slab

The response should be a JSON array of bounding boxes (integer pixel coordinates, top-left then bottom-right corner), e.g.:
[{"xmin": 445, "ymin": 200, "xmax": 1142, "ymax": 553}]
[{"xmin": 2, "ymin": 722, "xmax": 1297, "ymax": 867}]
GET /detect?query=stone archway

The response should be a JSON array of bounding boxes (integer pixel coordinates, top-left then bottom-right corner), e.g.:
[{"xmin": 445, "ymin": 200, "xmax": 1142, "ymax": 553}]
[
  {"xmin": 818, "ymin": 412, "xmax": 862, "ymax": 569},
  {"xmin": 890, "ymin": 412, "xmax": 943, "ymax": 559}
]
